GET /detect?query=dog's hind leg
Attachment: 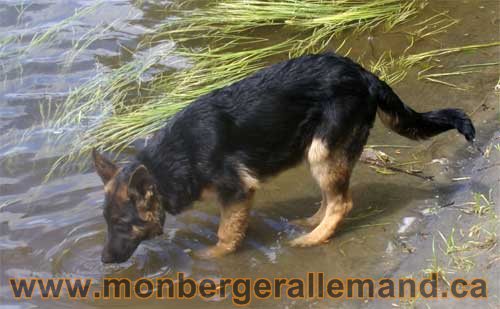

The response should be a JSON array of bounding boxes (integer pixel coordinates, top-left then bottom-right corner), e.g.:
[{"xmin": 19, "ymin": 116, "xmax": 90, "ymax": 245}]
[
  {"xmin": 290, "ymin": 137, "xmax": 358, "ymax": 247},
  {"xmin": 291, "ymin": 191, "xmax": 327, "ymax": 227},
  {"xmin": 290, "ymin": 94, "xmax": 374, "ymax": 246}
]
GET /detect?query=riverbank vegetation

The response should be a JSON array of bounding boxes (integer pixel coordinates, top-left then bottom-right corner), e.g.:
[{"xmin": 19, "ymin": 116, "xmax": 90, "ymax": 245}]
[{"xmin": 2, "ymin": 0, "xmax": 497, "ymax": 177}]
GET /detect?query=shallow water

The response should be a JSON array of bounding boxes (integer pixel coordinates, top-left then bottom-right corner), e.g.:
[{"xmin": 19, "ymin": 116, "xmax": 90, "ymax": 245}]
[{"xmin": 0, "ymin": 0, "xmax": 499, "ymax": 308}]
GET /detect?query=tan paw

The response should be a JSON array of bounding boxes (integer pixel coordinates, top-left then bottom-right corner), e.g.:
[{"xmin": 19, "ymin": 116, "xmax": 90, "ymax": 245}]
[
  {"xmin": 290, "ymin": 217, "xmax": 320, "ymax": 228},
  {"xmin": 193, "ymin": 244, "xmax": 235, "ymax": 259},
  {"xmin": 289, "ymin": 234, "xmax": 329, "ymax": 247}
]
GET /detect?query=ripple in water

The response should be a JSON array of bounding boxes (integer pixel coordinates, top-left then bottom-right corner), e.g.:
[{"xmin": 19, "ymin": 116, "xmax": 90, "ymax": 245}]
[{"xmin": 47, "ymin": 223, "xmax": 196, "ymax": 281}]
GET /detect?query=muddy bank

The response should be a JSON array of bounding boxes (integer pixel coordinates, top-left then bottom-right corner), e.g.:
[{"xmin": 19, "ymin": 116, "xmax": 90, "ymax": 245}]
[{"xmin": 368, "ymin": 92, "xmax": 500, "ymax": 309}]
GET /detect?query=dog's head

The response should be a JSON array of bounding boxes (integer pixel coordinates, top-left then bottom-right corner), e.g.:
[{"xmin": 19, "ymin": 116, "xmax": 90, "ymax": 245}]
[{"xmin": 92, "ymin": 150, "xmax": 165, "ymax": 263}]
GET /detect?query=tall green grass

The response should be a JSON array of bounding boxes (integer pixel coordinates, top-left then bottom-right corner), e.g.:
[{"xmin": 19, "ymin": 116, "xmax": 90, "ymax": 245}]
[
  {"xmin": 33, "ymin": 0, "xmax": 498, "ymax": 178},
  {"xmin": 0, "ymin": 2, "xmax": 103, "ymax": 59},
  {"xmin": 45, "ymin": 0, "xmax": 424, "ymax": 176}
]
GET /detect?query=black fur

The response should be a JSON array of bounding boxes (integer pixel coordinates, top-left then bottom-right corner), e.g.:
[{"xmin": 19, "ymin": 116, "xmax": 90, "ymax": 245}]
[
  {"xmin": 372, "ymin": 77, "xmax": 475, "ymax": 141},
  {"xmin": 130, "ymin": 52, "xmax": 475, "ymax": 215}
]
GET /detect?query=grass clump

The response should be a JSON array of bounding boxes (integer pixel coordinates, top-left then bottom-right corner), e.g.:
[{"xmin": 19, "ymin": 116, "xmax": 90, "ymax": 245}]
[
  {"xmin": 370, "ymin": 41, "xmax": 500, "ymax": 85},
  {"xmin": 41, "ymin": 0, "xmax": 426, "ymax": 177},
  {"xmin": 437, "ymin": 221, "xmax": 497, "ymax": 272},
  {"xmin": 471, "ymin": 192, "xmax": 496, "ymax": 217},
  {"xmin": 422, "ymin": 237, "xmax": 451, "ymax": 286},
  {"xmin": 438, "ymin": 228, "xmax": 475, "ymax": 272},
  {"xmin": 159, "ymin": 0, "xmax": 422, "ymax": 56},
  {"xmin": 11, "ymin": 0, "xmax": 494, "ymax": 178},
  {"xmin": 0, "ymin": 2, "xmax": 103, "ymax": 59}
]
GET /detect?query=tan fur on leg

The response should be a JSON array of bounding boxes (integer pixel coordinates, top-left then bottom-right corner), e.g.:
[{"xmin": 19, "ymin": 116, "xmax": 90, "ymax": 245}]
[
  {"xmin": 290, "ymin": 191, "xmax": 352, "ymax": 247},
  {"xmin": 237, "ymin": 164, "xmax": 260, "ymax": 190},
  {"xmin": 195, "ymin": 192, "xmax": 254, "ymax": 259},
  {"xmin": 290, "ymin": 138, "xmax": 354, "ymax": 247}
]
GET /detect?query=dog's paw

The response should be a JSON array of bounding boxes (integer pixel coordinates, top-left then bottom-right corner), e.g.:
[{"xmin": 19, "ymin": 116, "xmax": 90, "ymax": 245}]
[
  {"xmin": 193, "ymin": 245, "xmax": 234, "ymax": 259},
  {"xmin": 289, "ymin": 234, "xmax": 329, "ymax": 247},
  {"xmin": 290, "ymin": 217, "xmax": 319, "ymax": 228}
]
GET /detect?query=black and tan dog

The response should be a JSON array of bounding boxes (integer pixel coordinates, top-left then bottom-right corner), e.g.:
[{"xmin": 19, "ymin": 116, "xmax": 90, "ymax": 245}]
[{"xmin": 93, "ymin": 53, "xmax": 475, "ymax": 263}]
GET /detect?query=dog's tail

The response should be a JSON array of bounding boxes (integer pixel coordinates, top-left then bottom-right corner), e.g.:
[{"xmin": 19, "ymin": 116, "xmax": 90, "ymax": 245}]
[{"xmin": 368, "ymin": 75, "xmax": 475, "ymax": 142}]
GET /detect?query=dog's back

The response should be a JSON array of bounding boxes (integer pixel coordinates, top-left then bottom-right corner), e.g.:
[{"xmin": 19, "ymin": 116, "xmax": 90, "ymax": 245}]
[
  {"xmin": 141, "ymin": 53, "xmax": 374, "ymax": 185},
  {"xmin": 140, "ymin": 53, "xmax": 474, "ymax": 205}
]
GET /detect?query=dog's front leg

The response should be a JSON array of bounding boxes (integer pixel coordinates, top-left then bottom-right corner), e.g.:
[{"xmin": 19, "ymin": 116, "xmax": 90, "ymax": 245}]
[{"xmin": 195, "ymin": 193, "xmax": 254, "ymax": 259}]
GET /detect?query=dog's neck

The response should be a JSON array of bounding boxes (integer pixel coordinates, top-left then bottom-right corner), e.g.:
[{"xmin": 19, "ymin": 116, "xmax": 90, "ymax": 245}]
[{"xmin": 134, "ymin": 153, "xmax": 200, "ymax": 215}]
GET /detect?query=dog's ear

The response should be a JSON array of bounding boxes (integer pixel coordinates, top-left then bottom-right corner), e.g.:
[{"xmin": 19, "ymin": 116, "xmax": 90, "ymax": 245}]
[
  {"xmin": 128, "ymin": 165, "xmax": 162, "ymax": 226},
  {"xmin": 92, "ymin": 149, "xmax": 118, "ymax": 184},
  {"xmin": 128, "ymin": 165, "xmax": 154, "ymax": 201}
]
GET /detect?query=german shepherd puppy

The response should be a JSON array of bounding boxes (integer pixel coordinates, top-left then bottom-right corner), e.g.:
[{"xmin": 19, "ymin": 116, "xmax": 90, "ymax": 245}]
[{"xmin": 93, "ymin": 53, "xmax": 475, "ymax": 263}]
